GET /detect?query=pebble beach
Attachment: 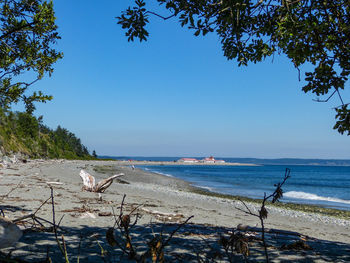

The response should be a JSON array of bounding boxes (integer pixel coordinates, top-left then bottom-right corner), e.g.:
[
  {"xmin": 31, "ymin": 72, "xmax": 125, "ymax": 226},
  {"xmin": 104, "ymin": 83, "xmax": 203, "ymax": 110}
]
[{"xmin": 1, "ymin": 159, "xmax": 350, "ymax": 262}]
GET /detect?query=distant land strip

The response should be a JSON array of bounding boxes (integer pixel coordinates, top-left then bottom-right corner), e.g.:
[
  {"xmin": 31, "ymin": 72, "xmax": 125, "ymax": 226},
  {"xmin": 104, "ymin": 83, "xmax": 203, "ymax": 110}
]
[
  {"xmin": 111, "ymin": 160, "xmax": 258, "ymax": 166},
  {"xmin": 100, "ymin": 156, "xmax": 350, "ymax": 166}
]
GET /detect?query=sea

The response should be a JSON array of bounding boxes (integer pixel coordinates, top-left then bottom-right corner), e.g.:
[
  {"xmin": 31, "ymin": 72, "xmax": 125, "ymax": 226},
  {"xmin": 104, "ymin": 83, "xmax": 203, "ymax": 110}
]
[{"xmin": 102, "ymin": 156, "xmax": 350, "ymax": 211}]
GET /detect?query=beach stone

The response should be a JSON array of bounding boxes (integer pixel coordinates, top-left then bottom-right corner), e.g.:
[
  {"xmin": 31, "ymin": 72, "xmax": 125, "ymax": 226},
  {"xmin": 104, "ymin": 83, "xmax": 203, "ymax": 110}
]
[
  {"xmin": 2, "ymin": 155, "xmax": 10, "ymax": 163},
  {"xmin": 0, "ymin": 217, "xmax": 22, "ymax": 249},
  {"xmin": 237, "ymin": 224, "xmax": 249, "ymax": 231},
  {"xmin": 1, "ymin": 156, "xmax": 10, "ymax": 168},
  {"xmin": 9, "ymin": 154, "xmax": 18, "ymax": 164},
  {"xmin": 14, "ymin": 152, "xmax": 28, "ymax": 163}
]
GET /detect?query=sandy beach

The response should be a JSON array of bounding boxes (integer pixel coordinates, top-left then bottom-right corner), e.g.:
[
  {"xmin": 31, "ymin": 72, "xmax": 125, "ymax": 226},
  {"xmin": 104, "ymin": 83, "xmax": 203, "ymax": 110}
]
[{"xmin": 1, "ymin": 159, "xmax": 349, "ymax": 262}]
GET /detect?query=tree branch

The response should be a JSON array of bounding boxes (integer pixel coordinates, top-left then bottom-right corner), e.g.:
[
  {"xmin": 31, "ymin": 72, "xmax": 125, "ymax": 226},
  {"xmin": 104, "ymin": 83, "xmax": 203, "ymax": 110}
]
[
  {"xmin": 145, "ymin": 11, "xmax": 175, "ymax": 20},
  {"xmin": 0, "ymin": 21, "xmax": 36, "ymax": 40},
  {"xmin": 313, "ymin": 89, "xmax": 336, "ymax": 102}
]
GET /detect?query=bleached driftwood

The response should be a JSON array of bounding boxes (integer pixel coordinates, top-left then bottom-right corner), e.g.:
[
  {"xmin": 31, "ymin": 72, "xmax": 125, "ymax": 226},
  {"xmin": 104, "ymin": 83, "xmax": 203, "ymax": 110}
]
[
  {"xmin": 237, "ymin": 224, "xmax": 308, "ymax": 238},
  {"xmin": 46, "ymin": 181, "xmax": 64, "ymax": 185},
  {"xmin": 79, "ymin": 212, "xmax": 97, "ymax": 219},
  {"xmin": 141, "ymin": 208, "xmax": 184, "ymax": 221},
  {"xmin": 141, "ymin": 208, "xmax": 183, "ymax": 217},
  {"xmin": 79, "ymin": 170, "xmax": 124, "ymax": 193},
  {"xmin": 80, "ymin": 170, "xmax": 95, "ymax": 190},
  {"xmin": 0, "ymin": 217, "xmax": 22, "ymax": 249}
]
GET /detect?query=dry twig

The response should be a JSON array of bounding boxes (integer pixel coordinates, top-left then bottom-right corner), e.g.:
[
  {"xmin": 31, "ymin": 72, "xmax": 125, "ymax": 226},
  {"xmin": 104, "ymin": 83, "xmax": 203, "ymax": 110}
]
[{"xmin": 236, "ymin": 168, "xmax": 291, "ymax": 263}]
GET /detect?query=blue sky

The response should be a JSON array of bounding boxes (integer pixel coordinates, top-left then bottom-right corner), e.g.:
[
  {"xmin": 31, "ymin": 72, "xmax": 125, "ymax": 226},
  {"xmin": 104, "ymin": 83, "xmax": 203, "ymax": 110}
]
[{"xmin": 20, "ymin": 0, "xmax": 350, "ymax": 158}]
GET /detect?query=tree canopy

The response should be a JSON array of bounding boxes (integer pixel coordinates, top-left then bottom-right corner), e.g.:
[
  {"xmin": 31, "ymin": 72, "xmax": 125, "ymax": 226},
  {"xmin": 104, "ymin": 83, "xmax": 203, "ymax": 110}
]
[
  {"xmin": 0, "ymin": 0, "xmax": 62, "ymax": 113},
  {"xmin": 118, "ymin": 0, "xmax": 350, "ymax": 135},
  {"xmin": 0, "ymin": 108, "xmax": 91, "ymax": 158}
]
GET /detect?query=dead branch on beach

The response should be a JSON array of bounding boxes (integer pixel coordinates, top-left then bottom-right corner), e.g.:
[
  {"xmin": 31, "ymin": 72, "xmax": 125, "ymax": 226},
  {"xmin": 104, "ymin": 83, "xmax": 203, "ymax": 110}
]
[
  {"xmin": 2, "ymin": 188, "xmax": 193, "ymax": 262},
  {"xmin": 140, "ymin": 208, "xmax": 185, "ymax": 223},
  {"xmin": 79, "ymin": 169, "xmax": 124, "ymax": 193},
  {"xmin": 219, "ymin": 230, "xmax": 250, "ymax": 263},
  {"xmin": 235, "ymin": 168, "xmax": 291, "ymax": 263},
  {"xmin": 0, "ymin": 187, "xmax": 63, "ymax": 261},
  {"xmin": 49, "ymin": 186, "xmax": 70, "ymax": 263},
  {"xmin": 236, "ymin": 224, "xmax": 310, "ymax": 239},
  {"xmin": 106, "ymin": 194, "xmax": 194, "ymax": 262},
  {"xmin": 3, "ymin": 193, "xmax": 58, "ymax": 234},
  {"xmin": 0, "ymin": 180, "xmax": 23, "ymax": 201},
  {"xmin": 8, "ymin": 187, "xmax": 84, "ymax": 262}
]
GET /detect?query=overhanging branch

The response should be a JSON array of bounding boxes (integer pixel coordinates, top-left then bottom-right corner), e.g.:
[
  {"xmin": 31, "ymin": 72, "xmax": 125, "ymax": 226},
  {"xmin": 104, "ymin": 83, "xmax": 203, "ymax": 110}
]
[
  {"xmin": 145, "ymin": 11, "xmax": 175, "ymax": 20},
  {"xmin": 0, "ymin": 21, "xmax": 36, "ymax": 40},
  {"xmin": 312, "ymin": 89, "xmax": 336, "ymax": 103}
]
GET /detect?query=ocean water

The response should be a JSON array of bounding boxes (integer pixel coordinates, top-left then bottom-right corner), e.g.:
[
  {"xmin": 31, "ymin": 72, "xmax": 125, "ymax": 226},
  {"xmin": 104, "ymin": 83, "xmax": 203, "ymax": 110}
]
[{"xmin": 138, "ymin": 165, "xmax": 350, "ymax": 210}]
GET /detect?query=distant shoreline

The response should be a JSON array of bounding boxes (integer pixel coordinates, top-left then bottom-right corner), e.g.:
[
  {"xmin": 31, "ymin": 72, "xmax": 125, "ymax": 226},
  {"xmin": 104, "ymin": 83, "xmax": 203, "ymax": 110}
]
[
  {"xmin": 109, "ymin": 160, "xmax": 258, "ymax": 166},
  {"xmin": 99, "ymin": 156, "xmax": 350, "ymax": 166}
]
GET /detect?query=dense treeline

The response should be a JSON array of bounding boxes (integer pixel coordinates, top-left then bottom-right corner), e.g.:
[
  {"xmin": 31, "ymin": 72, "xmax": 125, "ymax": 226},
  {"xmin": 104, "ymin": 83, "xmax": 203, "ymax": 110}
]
[{"xmin": 0, "ymin": 108, "xmax": 92, "ymax": 159}]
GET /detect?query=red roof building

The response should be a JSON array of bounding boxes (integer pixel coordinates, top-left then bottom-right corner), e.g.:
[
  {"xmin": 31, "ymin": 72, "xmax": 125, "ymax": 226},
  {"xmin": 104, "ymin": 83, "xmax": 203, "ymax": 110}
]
[{"xmin": 201, "ymin": 156, "xmax": 225, "ymax": 163}]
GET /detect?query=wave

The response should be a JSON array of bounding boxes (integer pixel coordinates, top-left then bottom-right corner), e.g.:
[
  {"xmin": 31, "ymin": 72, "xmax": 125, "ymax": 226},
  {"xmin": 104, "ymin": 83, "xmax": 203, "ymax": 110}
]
[
  {"xmin": 196, "ymin": 185, "xmax": 215, "ymax": 192},
  {"xmin": 149, "ymin": 170, "xmax": 174, "ymax": 177},
  {"xmin": 284, "ymin": 191, "xmax": 350, "ymax": 204},
  {"xmin": 138, "ymin": 167, "xmax": 173, "ymax": 177}
]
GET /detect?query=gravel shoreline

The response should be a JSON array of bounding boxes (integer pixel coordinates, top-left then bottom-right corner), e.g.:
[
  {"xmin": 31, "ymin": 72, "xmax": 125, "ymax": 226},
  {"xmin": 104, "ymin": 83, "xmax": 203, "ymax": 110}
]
[{"xmin": 1, "ymin": 159, "xmax": 349, "ymax": 262}]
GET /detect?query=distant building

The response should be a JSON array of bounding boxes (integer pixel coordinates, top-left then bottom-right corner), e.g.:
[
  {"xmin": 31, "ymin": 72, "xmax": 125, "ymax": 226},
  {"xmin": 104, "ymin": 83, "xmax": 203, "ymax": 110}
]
[
  {"xmin": 178, "ymin": 158, "xmax": 199, "ymax": 163},
  {"xmin": 202, "ymin": 156, "xmax": 216, "ymax": 163},
  {"xmin": 201, "ymin": 156, "xmax": 225, "ymax": 164}
]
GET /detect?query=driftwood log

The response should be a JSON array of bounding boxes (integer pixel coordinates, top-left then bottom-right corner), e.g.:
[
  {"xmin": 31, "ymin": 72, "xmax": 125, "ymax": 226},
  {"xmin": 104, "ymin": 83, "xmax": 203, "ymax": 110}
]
[
  {"xmin": 79, "ymin": 170, "xmax": 124, "ymax": 193},
  {"xmin": 237, "ymin": 224, "xmax": 309, "ymax": 239}
]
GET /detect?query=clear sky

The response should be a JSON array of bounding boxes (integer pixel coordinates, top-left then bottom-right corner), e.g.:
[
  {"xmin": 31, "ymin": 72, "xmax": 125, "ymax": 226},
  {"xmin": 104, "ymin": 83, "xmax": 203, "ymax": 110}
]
[{"xmin": 19, "ymin": 0, "xmax": 350, "ymax": 159}]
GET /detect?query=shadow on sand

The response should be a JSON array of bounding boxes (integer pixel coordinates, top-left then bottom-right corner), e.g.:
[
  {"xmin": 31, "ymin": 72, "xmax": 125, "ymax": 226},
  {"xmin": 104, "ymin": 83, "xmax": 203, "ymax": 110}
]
[{"xmin": 1, "ymin": 219, "xmax": 350, "ymax": 262}]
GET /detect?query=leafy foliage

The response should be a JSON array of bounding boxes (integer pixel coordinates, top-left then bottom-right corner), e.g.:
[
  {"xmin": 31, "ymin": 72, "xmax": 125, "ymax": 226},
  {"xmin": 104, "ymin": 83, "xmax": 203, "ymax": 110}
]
[
  {"xmin": 0, "ymin": 0, "xmax": 62, "ymax": 113},
  {"xmin": 117, "ymin": 0, "xmax": 149, "ymax": 42},
  {"xmin": 0, "ymin": 107, "xmax": 92, "ymax": 159},
  {"xmin": 118, "ymin": 0, "xmax": 350, "ymax": 134}
]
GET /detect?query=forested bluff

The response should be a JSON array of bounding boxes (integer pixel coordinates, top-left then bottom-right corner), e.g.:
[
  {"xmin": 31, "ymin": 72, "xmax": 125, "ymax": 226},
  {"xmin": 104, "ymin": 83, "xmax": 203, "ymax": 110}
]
[{"xmin": 0, "ymin": 108, "xmax": 92, "ymax": 161}]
